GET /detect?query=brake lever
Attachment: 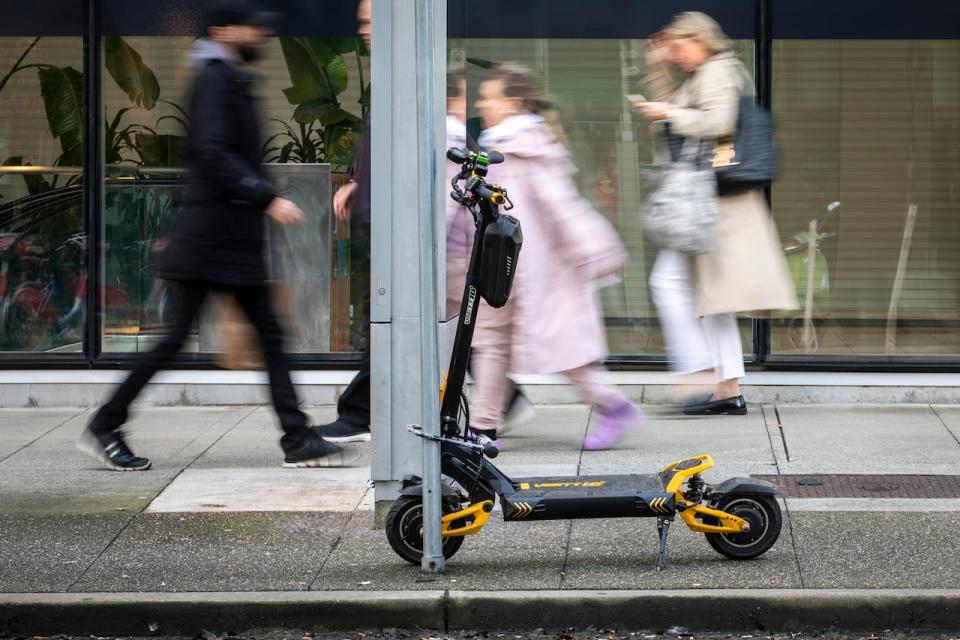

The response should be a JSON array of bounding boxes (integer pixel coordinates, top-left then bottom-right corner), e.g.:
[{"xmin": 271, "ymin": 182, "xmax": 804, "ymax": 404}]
[{"xmin": 407, "ymin": 424, "xmax": 498, "ymax": 458}]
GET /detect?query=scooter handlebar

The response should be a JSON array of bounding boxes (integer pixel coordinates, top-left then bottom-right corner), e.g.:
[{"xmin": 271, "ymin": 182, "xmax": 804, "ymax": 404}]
[
  {"xmin": 446, "ymin": 147, "xmax": 471, "ymax": 164},
  {"xmin": 446, "ymin": 147, "xmax": 505, "ymax": 167},
  {"xmin": 475, "ymin": 435, "xmax": 500, "ymax": 459}
]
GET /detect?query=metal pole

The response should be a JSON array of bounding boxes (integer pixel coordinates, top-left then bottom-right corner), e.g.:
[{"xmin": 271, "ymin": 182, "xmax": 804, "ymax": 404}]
[{"xmin": 415, "ymin": 0, "xmax": 444, "ymax": 574}]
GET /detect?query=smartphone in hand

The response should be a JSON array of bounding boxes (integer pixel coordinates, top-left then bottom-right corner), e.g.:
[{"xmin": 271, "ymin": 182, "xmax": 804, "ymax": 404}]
[{"xmin": 625, "ymin": 93, "xmax": 647, "ymax": 106}]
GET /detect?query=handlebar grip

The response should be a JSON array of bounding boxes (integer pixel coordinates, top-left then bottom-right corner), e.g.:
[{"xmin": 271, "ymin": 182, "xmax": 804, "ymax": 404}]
[
  {"xmin": 447, "ymin": 147, "xmax": 470, "ymax": 164},
  {"xmin": 475, "ymin": 435, "xmax": 500, "ymax": 458},
  {"xmin": 486, "ymin": 150, "xmax": 505, "ymax": 164}
]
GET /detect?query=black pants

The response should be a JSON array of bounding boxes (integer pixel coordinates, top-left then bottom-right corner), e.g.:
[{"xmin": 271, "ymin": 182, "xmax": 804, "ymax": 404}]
[
  {"xmin": 337, "ymin": 222, "xmax": 371, "ymax": 428},
  {"xmin": 91, "ymin": 280, "xmax": 312, "ymax": 452}
]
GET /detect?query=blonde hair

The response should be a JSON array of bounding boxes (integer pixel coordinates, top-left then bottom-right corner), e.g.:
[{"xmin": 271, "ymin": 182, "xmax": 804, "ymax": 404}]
[
  {"xmin": 663, "ymin": 11, "xmax": 737, "ymax": 55},
  {"xmin": 482, "ymin": 63, "xmax": 569, "ymax": 149}
]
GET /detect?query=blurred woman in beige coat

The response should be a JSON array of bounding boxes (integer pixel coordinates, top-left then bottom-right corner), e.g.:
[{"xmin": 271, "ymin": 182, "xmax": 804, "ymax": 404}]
[{"xmin": 635, "ymin": 12, "xmax": 796, "ymax": 415}]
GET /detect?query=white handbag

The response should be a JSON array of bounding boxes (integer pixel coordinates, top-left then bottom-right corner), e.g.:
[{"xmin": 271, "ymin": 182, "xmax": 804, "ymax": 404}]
[{"xmin": 640, "ymin": 140, "xmax": 719, "ymax": 255}]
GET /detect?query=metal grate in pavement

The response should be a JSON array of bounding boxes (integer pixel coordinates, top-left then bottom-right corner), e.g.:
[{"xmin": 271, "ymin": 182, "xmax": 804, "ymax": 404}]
[{"xmin": 750, "ymin": 474, "xmax": 960, "ymax": 499}]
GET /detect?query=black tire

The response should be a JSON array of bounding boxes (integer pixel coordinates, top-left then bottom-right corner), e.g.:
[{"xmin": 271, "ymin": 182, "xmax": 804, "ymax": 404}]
[
  {"xmin": 385, "ymin": 495, "xmax": 466, "ymax": 565},
  {"xmin": 704, "ymin": 494, "xmax": 782, "ymax": 560}
]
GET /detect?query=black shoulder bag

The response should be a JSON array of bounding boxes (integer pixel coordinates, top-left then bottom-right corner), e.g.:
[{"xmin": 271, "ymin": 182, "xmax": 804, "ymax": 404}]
[{"xmin": 663, "ymin": 71, "xmax": 778, "ymax": 196}]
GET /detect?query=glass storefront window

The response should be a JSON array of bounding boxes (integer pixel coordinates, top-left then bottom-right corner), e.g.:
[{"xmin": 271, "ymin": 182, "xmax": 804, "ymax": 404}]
[
  {"xmin": 0, "ymin": 36, "xmax": 85, "ymax": 353},
  {"xmin": 452, "ymin": 37, "xmax": 755, "ymax": 360},
  {"xmin": 99, "ymin": 34, "xmax": 370, "ymax": 356},
  {"xmin": 2, "ymin": 1, "xmax": 959, "ymax": 369},
  {"xmin": 771, "ymin": 40, "xmax": 960, "ymax": 358}
]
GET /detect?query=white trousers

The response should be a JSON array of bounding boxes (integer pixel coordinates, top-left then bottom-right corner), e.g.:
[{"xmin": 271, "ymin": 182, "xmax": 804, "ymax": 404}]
[{"xmin": 650, "ymin": 249, "xmax": 746, "ymax": 382}]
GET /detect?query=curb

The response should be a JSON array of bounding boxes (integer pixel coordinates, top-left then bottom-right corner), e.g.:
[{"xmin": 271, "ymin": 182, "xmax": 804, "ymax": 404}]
[
  {"xmin": 447, "ymin": 589, "xmax": 960, "ymax": 632},
  {"xmin": 0, "ymin": 591, "xmax": 445, "ymax": 637},
  {"xmin": 2, "ymin": 589, "xmax": 960, "ymax": 636}
]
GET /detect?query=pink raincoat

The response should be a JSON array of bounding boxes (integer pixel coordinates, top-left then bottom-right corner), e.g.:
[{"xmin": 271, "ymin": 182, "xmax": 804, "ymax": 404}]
[{"xmin": 474, "ymin": 118, "xmax": 626, "ymax": 374}]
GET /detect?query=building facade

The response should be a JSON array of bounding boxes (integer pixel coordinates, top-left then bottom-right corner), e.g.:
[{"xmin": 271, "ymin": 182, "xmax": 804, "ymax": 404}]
[{"xmin": 1, "ymin": 0, "xmax": 958, "ymax": 381}]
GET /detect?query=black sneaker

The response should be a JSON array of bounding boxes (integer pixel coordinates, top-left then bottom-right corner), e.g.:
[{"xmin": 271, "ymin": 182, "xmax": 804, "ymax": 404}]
[
  {"xmin": 283, "ymin": 435, "xmax": 358, "ymax": 468},
  {"xmin": 77, "ymin": 428, "xmax": 152, "ymax": 471},
  {"xmin": 314, "ymin": 419, "xmax": 371, "ymax": 443}
]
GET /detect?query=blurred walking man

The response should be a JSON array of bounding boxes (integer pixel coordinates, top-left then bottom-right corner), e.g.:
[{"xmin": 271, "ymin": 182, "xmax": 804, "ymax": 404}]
[{"xmin": 78, "ymin": 0, "xmax": 351, "ymax": 471}]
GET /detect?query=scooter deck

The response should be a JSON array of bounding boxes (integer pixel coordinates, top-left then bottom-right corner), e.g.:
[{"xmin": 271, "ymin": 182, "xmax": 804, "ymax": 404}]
[{"xmin": 503, "ymin": 474, "xmax": 675, "ymax": 521}]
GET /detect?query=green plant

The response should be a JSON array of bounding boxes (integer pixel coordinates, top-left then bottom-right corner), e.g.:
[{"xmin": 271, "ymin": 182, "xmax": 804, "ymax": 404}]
[
  {"xmin": 0, "ymin": 36, "xmax": 165, "ymax": 176},
  {"xmin": 107, "ymin": 100, "xmax": 188, "ymax": 169},
  {"xmin": 262, "ymin": 119, "xmax": 322, "ymax": 164},
  {"xmin": 274, "ymin": 36, "xmax": 368, "ymax": 167}
]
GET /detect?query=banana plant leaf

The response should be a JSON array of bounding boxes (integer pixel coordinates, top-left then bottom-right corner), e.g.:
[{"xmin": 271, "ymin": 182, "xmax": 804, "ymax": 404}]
[
  {"xmin": 325, "ymin": 55, "xmax": 349, "ymax": 95},
  {"xmin": 104, "ymin": 37, "xmax": 160, "ymax": 110},
  {"xmin": 280, "ymin": 37, "xmax": 348, "ymax": 106},
  {"xmin": 292, "ymin": 100, "xmax": 358, "ymax": 127},
  {"xmin": 38, "ymin": 65, "xmax": 83, "ymax": 162}
]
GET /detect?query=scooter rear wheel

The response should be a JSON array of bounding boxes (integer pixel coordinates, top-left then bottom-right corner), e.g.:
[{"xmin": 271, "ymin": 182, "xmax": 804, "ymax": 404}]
[
  {"xmin": 704, "ymin": 494, "xmax": 782, "ymax": 560},
  {"xmin": 385, "ymin": 495, "xmax": 466, "ymax": 565}
]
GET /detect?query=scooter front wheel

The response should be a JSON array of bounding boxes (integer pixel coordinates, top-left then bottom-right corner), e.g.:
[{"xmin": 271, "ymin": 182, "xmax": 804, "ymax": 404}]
[
  {"xmin": 385, "ymin": 495, "xmax": 466, "ymax": 565},
  {"xmin": 704, "ymin": 494, "xmax": 782, "ymax": 560}
]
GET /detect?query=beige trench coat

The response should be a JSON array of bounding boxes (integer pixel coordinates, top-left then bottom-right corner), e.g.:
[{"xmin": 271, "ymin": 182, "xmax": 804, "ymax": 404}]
[{"xmin": 654, "ymin": 52, "xmax": 797, "ymax": 317}]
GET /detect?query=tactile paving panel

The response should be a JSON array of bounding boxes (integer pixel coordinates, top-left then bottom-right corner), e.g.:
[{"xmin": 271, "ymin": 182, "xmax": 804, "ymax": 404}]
[{"xmin": 750, "ymin": 474, "xmax": 960, "ymax": 498}]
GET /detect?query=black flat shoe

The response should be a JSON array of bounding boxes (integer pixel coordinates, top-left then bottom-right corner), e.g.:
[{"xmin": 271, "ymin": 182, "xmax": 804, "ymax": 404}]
[
  {"xmin": 676, "ymin": 393, "xmax": 714, "ymax": 410},
  {"xmin": 682, "ymin": 395, "xmax": 747, "ymax": 416}
]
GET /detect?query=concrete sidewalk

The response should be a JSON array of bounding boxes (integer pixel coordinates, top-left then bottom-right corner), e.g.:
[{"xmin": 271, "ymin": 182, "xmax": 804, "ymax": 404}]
[{"xmin": 2, "ymin": 403, "xmax": 960, "ymax": 635}]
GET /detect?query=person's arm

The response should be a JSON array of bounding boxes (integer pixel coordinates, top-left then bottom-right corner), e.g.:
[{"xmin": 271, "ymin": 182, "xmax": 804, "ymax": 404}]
[
  {"xmin": 663, "ymin": 60, "xmax": 741, "ymax": 139},
  {"xmin": 528, "ymin": 157, "xmax": 627, "ymax": 283},
  {"xmin": 190, "ymin": 66, "xmax": 276, "ymax": 210},
  {"xmin": 641, "ymin": 36, "xmax": 678, "ymax": 102}
]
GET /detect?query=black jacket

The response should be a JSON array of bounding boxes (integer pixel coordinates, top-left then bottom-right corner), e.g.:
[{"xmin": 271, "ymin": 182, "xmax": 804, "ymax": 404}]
[{"xmin": 155, "ymin": 47, "xmax": 276, "ymax": 285}]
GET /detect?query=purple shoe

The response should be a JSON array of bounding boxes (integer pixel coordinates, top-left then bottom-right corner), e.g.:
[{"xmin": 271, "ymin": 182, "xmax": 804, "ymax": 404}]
[{"xmin": 583, "ymin": 401, "xmax": 644, "ymax": 451}]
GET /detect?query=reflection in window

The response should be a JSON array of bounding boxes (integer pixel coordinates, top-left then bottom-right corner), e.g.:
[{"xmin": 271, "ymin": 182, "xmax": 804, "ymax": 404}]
[
  {"xmin": 771, "ymin": 40, "xmax": 960, "ymax": 357},
  {"xmin": 0, "ymin": 37, "xmax": 84, "ymax": 353},
  {"xmin": 452, "ymin": 38, "xmax": 754, "ymax": 359},
  {"xmin": 100, "ymin": 36, "xmax": 370, "ymax": 355}
]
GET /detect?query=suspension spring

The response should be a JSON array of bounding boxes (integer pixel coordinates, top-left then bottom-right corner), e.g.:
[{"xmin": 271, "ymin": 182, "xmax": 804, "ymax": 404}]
[{"xmin": 684, "ymin": 474, "xmax": 705, "ymax": 503}]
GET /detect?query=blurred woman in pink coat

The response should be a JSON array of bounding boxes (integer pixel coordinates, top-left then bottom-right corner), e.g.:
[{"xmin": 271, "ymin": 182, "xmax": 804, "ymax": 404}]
[{"xmin": 468, "ymin": 64, "xmax": 643, "ymax": 451}]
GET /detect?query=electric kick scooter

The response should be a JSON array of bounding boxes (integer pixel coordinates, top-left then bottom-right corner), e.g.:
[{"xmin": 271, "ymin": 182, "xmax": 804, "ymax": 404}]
[{"xmin": 386, "ymin": 147, "xmax": 782, "ymax": 571}]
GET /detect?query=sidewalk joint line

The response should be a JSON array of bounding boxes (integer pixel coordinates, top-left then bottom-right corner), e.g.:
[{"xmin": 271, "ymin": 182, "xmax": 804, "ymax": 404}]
[
  {"xmin": 169, "ymin": 407, "xmax": 255, "ymax": 458},
  {"xmin": 762, "ymin": 405, "xmax": 804, "ymax": 587},
  {"xmin": 64, "ymin": 406, "xmax": 257, "ymax": 593},
  {"xmin": 559, "ymin": 406, "xmax": 592, "ymax": 590},
  {"xmin": 147, "ymin": 405, "xmax": 260, "ymax": 511},
  {"xmin": 930, "ymin": 405, "xmax": 960, "ymax": 449},
  {"xmin": 576, "ymin": 405, "xmax": 591, "ymax": 476},
  {"xmin": 307, "ymin": 483, "xmax": 372, "ymax": 590},
  {"xmin": 65, "ymin": 512, "xmax": 137, "ymax": 593},
  {"xmin": 442, "ymin": 588, "xmax": 450, "ymax": 633},
  {"xmin": 307, "ymin": 534, "xmax": 342, "ymax": 591},
  {"xmin": 558, "ymin": 520, "xmax": 574, "ymax": 590},
  {"xmin": 0, "ymin": 408, "xmax": 90, "ymax": 466}
]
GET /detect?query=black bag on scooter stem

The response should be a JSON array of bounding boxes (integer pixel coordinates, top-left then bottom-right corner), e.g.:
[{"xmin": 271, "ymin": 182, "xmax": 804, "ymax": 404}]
[{"xmin": 478, "ymin": 214, "xmax": 522, "ymax": 308}]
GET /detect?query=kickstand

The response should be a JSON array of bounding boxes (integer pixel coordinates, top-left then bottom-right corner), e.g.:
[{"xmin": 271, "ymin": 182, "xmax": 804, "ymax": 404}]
[{"xmin": 656, "ymin": 516, "xmax": 673, "ymax": 572}]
